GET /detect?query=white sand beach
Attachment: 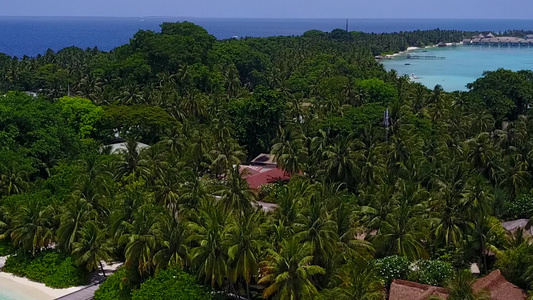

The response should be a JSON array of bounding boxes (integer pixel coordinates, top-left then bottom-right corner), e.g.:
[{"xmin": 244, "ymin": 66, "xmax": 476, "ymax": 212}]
[
  {"xmin": 385, "ymin": 45, "xmax": 438, "ymax": 58},
  {"xmin": 0, "ymin": 271, "xmax": 83, "ymax": 299},
  {"xmin": 0, "ymin": 257, "xmax": 122, "ymax": 300},
  {"xmin": 0, "ymin": 255, "xmax": 84, "ymax": 299}
]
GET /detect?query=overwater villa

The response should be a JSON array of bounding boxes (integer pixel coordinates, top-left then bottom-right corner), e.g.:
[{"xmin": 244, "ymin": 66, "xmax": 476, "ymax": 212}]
[{"xmin": 463, "ymin": 32, "xmax": 533, "ymax": 47}]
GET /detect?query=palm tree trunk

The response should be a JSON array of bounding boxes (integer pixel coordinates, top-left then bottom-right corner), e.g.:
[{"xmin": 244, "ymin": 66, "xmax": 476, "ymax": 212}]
[
  {"xmin": 246, "ymin": 281, "xmax": 250, "ymax": 300},
  {"xmin": 99, "ymin": 261, "xmax": 107, "ymax": 278}
]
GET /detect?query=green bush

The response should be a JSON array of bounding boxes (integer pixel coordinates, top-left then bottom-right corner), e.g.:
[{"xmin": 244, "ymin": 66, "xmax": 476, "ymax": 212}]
[
  {"xmin": 495, "ymin": 243, "xmax": 533, "ymax": 290},
  {"xmin": 0, "ymin": 239, "xmax": 16, "ymax": 256},
  {"xmin": 3, "ymin": 251, "xmax": 90, "ymax": 288},
  {"xmin": 132, "ymin": 268, "xmax": 212, "ymax": 300},
  {"xmin": 94, "ymin": 268, "xmax": 132, "ymax": 300},
  {"xmin": 375, "ymin": 256, "xmax": 454, "ymax": 287},
  {"xmin": 259, "ymin": 182, "xmax": 286, "ymax": 203},
  {"xmin": 408, "ymin": 260, "xmax": 454, "ymax": 286},
  {"xmin": 356, "ymin": 78, "xmax": 397, "ymax": 104},
  {"xmin": 375, "ymin": 255, "xmax": 410, "ymax": 287},
  {"xmin": 505, "ymin": 194, "xmax": 533, "ymax": 219},
  {"xmin": 318, "ymin": 103, "xmax": 385, "ymax": 137},
  {"xmin": 2, "ymin": 252, "xmax": 31, "ymax": 276}
]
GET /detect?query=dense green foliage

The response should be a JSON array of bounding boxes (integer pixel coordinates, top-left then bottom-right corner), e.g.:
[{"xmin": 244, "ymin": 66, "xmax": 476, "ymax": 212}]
[
  {"xmin": 132, "ymin": 268, "xmax": 213, "ymax": 300},
  {"xmin": 0, "ymin": 239, "xmax": 15, "ymax": 256},
  {"xmin": 2, "ymin": 251, "xmax": 90, "ymax": 288},
  {"xmin": 408, "ymin": 260, "xmax": 454, "ymax": 286},
  {"xmin": 375, "ymin": 255, "xmax": 411, "ymax": 287},
  {"xmin": 0, "ymin": 22, "xmax": 532, "ymax": 299},
  {"xmin": 504, "ymin": 194, "xmax": 533, "ymax": 219},
  {"xmin": 94, "ymin": 268, "xmax": 133, "ymax": 300},
  {"xmin": 495, "ymin": 243, "xmax": 533, "ymax": 290}
]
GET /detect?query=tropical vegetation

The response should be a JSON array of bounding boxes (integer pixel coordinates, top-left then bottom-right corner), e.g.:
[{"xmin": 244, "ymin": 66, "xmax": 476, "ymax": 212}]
[{"xmin": 0, "ymin": 22, "xmax": 532, "ymax": 298}]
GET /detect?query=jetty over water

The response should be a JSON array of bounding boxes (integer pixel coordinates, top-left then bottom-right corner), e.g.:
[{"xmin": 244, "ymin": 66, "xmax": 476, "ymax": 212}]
[{"xmin": 406, "ymin": 55, "xmax": 445, "ymax": 60}]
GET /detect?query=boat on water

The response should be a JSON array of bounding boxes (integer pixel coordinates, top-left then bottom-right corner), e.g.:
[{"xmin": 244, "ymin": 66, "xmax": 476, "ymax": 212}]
[
  {"xmin": 404, "ymin": 63, "xmax": 411, "ymax": 65},
  {"xmin": 410, "ymin": 73, "xmax": 419, "ymax": 79}
]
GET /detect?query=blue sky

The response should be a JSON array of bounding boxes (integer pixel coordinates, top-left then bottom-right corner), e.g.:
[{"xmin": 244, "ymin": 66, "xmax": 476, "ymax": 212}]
[{"xmin": 2, "ymin": 0, "xmax": 533, "ymax": 19}]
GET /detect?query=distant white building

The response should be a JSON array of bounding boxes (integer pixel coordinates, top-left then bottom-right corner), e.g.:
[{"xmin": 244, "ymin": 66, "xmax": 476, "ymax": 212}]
[{"xmin": 105, "ymin": 142, "xmax": 150, "ymax": 154}]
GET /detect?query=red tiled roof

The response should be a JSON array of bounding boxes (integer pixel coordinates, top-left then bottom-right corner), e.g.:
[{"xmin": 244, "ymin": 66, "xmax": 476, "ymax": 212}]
[
  {"xmin": 472, "ymin": 270, "xmax": 527, "ymax": 300},
  {"xmin": 241, "ymin": 166, "xmax": 291, "ymax": 189}
]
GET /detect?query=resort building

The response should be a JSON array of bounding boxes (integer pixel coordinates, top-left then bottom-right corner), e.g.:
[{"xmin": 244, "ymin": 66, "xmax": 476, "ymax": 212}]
[
  {"xmin": 389, "ymin": 270, "xmax": 527, "ymax": 300},
  {"xmin": 502, "ymin": 219, "xmax": 533, "ymax": 236},
  {"xmin": 463, "ymin": 32, "xmax": 533, "ymax": 47},
  {"xmin": 240, "ymin": 153, "xmax": 291, "ymax": 190},
  {"xmin": 104, "ymin": 141, "xmax": 150, "ymax": 154}
]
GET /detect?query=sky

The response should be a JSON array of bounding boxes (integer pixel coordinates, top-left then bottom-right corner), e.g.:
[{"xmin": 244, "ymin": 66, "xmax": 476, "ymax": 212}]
[{"xmin": 2, "ymin": 0, "xmax": 533, "ymax": 19}]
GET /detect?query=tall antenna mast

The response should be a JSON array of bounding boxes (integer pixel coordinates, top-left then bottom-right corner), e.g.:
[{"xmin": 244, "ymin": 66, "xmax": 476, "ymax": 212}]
[{"xmin": 346, "ymin": 19, "xmax": 349, "ymax": 32}]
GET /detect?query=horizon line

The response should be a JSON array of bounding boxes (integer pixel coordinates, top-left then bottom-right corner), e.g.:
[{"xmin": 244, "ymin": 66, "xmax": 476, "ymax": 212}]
[{"xmin": 2, "ymin": 15, "xmax": 533, "ymax": 21}]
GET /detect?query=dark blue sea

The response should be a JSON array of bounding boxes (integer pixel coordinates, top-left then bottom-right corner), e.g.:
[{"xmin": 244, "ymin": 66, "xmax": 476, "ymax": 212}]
[{"xmin": 2, "ymin": 17, "xmax": 533, "ymax": 57}]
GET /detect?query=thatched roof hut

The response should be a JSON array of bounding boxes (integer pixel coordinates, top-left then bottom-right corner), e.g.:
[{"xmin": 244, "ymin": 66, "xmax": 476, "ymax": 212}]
[
  {"xmin": 389, "ymin": 270, "xmax": 527, "ymax": 300},
  {"xmin": 389, "ymin": 280, "xmax": 449, "ymax": 300},
  {"xmin": 472, "ymin": 270, "xmax": 528, "ymax": 300}
]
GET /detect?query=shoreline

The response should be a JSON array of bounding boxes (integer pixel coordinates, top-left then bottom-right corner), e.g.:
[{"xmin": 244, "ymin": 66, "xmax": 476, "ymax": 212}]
[
  {"xmin": 0, "ymin": 271, "xmax": 84, "ymax": 299},
  {"xmin": 385, "ymin": 44, "xmax": 440, "ymax": 58},
  {"xmin": 0, "ymin": 256, "xmax": 121, "ymax": 300}
]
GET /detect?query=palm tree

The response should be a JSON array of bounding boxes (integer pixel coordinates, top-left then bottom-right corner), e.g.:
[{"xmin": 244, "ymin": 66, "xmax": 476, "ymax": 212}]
[
  {"xmin": 119, "ymin": 206, "xmax": 158, "ymax": 279},
  {"xmin": 116, "ymin": 139, "xmax": 143, "ymax": 179},
  {"xmin": 372, "ymin": 180, "xmax": 429, "ymax": 260},
  {"xmin": 273, "ymin": 185, "xmax": 304, "ymax": 228},
  {"xmin": 430, "ymin": 270, "xmax": 490, "ymax": 300},
  {"xmin": 294, "ymin": 200, "xmax": 338, "ymax": 267},
  {"xmin": 188, "ymin": 204, "xmax": 229, "ymax": 288},
  {"xmin": 464, "ymin": 132, "xmax": 501, "ymax": 183},
  {"xmin": 358, "ymin": 144, "xmax": 386, "ymax": 188},
  {"xmin": 219, "ymin": 166, "xmax": 255, "ymax": 214},
  {"xmin": 259, "ymin": 237, "xmax": 325, "ymax": 300},
  {"xmin": 0, "ymin": 196, "xmax": 22, "ymax": 241},
  {"xmin": 138, "ymin": 143, "xmax": 168, "ymax": 187},
  {"xmin": 335, "ymin": 202, "xmax": 375, "ymax": 261},
  {"xmin": 501, "ymin": 153, "xmax": 531, "ymax": 200},
  {"xmin": 432, "ymin": 190, "xmax": 466, "ymax": 249},
  {"xmin": 468, "ymin": 216, "xmax": 504, "ymax": 273},
  {"xmin": 153, "ymin": 167, "xmax": 181, "ymax": 210},
  {"xmin": 57, "ymin": 197, "xmax": 97, "ymax": 252},
  {"xmin": 226, "ymin": 210, "xmax": 265, "ymax": 298},
  {"xmin": 461, "ymin": 175, "xmax": 494, "ymax": 220},
  {"xmin": 271, "ymin": 127, "xmax": 307, "ymax": 174},
  {"xmin": 11, "ymin": 199, "xmax": 54, "ymax": 255},
  {"xmin": 323, "ymin": 259, "xmax": 385, "ymax": 300},
  {"xmin": 72, "ymin": 221, "xmax": 112, "ymax": 277},
  {"xmin": 0, "ymin": 165, "xmax": 29, "ymax": 197},
  {"xmin": 322, "ymin": 135, "xmax": 361, "ymax": 190},
  {"xmin": 209, "ymin": 139, "xmax": 245, "ymax": 178},
  {"xmin": 430, "ymin": 164, "xmax": 468, "ymax": 249},
  {"xmin": 152, "ymin": 212, "xmax": 188, "ymax": 273}
]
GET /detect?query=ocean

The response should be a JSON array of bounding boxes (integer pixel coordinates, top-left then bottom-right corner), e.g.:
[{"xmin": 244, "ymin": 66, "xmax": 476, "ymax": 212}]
[
  {"xmin": 2, "ymin": 17, "xmax": 533, "ymax": 57},
  {"xmin": 2, "ymin": 17, "xmax": 533, "ymax": 91},
  {"xmin": 381, "ymin": 46, "xmax": 533, "ymax": 91}
]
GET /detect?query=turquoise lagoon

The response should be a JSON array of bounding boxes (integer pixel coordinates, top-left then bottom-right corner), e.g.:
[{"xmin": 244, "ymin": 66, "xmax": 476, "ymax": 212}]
[{"xmin": 382, "ymin": 46, "xmax": 533, "ymax": 91}]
